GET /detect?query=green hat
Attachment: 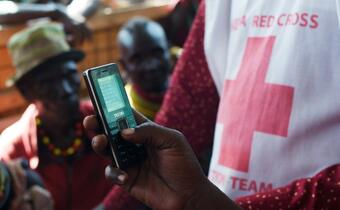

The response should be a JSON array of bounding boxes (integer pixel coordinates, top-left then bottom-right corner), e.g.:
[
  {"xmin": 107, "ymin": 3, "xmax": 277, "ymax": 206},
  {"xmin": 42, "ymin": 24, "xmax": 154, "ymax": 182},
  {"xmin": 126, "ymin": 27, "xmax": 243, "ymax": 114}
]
[{"xmin": 6, "ymin": 22, "xmax": 84, "ymax": 87}]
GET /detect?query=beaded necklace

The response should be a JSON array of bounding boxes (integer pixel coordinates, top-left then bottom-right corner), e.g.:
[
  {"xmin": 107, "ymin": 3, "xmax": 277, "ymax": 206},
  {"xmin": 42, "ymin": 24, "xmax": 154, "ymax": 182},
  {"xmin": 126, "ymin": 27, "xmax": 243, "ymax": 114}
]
[{"xmin": 36, "ymin": 118, "xmax": 84, "ymax": 157}]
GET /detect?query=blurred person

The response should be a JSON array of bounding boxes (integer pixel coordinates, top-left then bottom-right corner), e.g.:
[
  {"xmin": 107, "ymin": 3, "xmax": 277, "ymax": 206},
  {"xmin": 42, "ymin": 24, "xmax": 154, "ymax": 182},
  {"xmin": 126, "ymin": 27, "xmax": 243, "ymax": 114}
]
[
  {"xmin": 0, "ymin": 0, "xmax": 100, "ymax": 46},
  {"xmin": 155, "ymin": 0, "xmax": 340, "ymax": 209},
  {"xmin": 86, "ymin": 1, "xmax": 340, "ymax": 210},
  {"xmin": 0, "ymin": 22, "xmax": 144, "ymax": 210},
  {"xmin": 118, "ymin": 17, "xmax": 171, "ymax": 120},
  {"xmin": 0, "ymin": 159, "xmax": 53, "ymax": 210}
]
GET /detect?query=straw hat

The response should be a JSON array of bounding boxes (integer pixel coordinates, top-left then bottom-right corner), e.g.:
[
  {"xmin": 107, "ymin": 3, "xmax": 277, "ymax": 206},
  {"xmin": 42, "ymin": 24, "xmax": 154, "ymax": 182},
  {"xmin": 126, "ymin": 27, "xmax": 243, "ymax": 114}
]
[{"xmin": 6, "ymin": 22, "xmax": 84, "ymax": 87}]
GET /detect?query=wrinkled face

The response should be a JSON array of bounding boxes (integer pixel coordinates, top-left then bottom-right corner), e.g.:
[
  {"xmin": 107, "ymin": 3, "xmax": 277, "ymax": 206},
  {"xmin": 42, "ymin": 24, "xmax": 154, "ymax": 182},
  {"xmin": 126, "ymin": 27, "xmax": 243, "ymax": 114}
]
[
  {"xmin": 119, "ymin": 23, "xmax": 171, "ymax": 92},
  {"xmin": 24, "ymin": 61, "xmax": 81, "ymax": 122}
]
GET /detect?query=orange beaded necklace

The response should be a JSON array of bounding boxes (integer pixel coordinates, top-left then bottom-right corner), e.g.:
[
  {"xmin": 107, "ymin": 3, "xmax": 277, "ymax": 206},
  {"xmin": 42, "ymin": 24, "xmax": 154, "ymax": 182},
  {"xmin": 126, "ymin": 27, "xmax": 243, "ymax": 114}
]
[{"xmin": 36, "ymin": 118, "xmax": 84, "ymax": 157}]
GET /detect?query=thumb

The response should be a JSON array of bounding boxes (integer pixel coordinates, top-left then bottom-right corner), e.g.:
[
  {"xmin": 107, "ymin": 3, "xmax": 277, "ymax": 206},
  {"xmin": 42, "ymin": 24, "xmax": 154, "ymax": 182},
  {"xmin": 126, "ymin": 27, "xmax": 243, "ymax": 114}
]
[{"xmin": 120, "ymin": 122, "xmax": 184, "ymax": 150}]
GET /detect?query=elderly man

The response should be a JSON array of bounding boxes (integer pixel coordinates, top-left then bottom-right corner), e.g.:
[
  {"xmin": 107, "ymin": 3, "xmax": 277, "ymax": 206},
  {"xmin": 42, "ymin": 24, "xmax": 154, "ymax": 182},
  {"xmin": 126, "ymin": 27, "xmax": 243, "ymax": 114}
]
[
  {"xmin": 118, "ymin": 17, "xmax": 172, "ymax": 120},
  {"xmin": 0, "ymin": 23, "xmax": 143, "ymax": 210}
]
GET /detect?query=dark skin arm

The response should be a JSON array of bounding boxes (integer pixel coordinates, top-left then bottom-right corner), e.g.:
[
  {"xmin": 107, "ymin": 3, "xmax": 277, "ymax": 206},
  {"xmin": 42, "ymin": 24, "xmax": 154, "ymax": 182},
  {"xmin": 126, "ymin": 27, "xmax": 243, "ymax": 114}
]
[{"xmin": 83, "ymin": 111, "xmax": 242, "ymax": 210}]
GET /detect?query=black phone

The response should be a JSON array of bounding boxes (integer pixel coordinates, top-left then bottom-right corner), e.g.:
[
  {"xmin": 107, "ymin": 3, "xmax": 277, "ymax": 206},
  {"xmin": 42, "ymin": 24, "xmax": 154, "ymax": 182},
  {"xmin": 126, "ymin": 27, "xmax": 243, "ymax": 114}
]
[{"xmin": 83, "ymin": 63, "xmax": 145, "ymax": 169}]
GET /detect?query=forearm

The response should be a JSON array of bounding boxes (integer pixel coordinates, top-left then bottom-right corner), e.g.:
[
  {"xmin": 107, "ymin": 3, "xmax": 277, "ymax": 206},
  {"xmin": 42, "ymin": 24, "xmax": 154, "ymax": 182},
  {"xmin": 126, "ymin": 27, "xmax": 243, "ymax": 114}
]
[{"xmin": 185, "ymin": 178, "xmax": 242, "ymax": 210}]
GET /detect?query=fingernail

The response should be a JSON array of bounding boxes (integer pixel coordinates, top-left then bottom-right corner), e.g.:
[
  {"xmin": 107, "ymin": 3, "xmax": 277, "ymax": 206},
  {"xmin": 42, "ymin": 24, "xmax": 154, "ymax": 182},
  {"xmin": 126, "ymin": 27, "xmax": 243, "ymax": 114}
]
[
  {"xmin": 117, "ymin": 174, "xmax": 126, "ymax": 183},
  {"xmin": 121, "ymin": 128, "xmax": 135, "ymax": 135},
  {"xmin": 105, "ymin": 166, "xmax": 116, "ymax": 180},
  {"xmin": 92, "ymin": 138, "xmax": 98, "ymax": 147}
]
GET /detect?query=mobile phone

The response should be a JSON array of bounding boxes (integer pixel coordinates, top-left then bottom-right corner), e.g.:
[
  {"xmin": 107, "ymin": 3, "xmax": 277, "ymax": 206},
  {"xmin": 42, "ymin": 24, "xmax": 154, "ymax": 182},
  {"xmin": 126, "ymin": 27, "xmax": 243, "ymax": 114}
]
[{"xmin": 83, "ymin": 63, "xmax": 145, "ymax": 169}]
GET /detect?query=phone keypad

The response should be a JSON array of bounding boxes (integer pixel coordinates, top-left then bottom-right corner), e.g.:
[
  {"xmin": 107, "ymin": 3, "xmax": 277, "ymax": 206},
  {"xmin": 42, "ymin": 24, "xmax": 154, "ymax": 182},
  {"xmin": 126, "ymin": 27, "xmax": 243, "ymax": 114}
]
[
  {"xmin": 118, "ymin": 119, "xmax": 128, "ymax": 130},
  {"xmin": 114, "ymin": 136, "xmax": 145, "ymax": 169}
]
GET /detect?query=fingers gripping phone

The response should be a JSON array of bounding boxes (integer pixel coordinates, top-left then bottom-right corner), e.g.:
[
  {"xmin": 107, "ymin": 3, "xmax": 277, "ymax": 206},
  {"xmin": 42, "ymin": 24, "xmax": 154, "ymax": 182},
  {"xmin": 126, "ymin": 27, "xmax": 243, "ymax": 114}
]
[{"xmin": 83, "ymin": 63, "xmax": 145, "ymax": 169}]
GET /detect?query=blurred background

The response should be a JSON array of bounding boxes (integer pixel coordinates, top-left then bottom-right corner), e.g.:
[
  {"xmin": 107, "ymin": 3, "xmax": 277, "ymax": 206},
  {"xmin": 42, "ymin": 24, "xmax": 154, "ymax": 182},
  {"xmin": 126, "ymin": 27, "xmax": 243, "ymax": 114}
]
[{"xmin": 0, "ymin": 0, "xmax": 199, "ymax": 131}]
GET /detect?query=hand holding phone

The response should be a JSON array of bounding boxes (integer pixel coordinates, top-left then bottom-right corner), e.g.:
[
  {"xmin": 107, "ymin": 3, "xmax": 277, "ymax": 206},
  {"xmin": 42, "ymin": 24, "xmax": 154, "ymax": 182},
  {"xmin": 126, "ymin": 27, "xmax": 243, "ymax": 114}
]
[
  {"xmin": 84, "ymin": 112, "xmax": 241, "ymax": 210},
  {"xmin": 83, "ymin": 63, "xmax": 145, "ymax": 169}
]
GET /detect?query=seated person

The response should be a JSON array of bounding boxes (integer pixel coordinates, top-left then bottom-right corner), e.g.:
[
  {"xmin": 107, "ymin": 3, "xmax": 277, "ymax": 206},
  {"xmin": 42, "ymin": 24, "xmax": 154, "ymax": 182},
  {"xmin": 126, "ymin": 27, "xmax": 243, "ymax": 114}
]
[
  {"xmin": 0, "ymin": 0, "xmax": 100, "ymax": 45},
  {"xmin": 117, "ymin": 17, "xmax": 171, "ymax": 120},
  {"xmin": 0, "ymin": 23, "xmax": 141, "ymax": 210}
]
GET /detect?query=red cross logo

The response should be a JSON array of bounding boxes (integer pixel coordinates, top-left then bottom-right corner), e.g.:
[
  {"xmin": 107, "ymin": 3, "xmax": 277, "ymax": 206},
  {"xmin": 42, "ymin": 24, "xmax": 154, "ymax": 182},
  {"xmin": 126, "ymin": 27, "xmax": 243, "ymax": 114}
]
[{"xmin": 217, "ymin": 37, "xmax": 294, "ymax": 172}]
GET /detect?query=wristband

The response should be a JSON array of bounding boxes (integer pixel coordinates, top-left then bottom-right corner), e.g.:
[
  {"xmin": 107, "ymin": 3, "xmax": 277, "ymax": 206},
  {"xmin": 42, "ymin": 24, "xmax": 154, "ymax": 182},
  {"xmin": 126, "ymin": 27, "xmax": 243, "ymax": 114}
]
[{"xmin": 0, "ymin": 162, "xmax": 11, "ymax": 209}]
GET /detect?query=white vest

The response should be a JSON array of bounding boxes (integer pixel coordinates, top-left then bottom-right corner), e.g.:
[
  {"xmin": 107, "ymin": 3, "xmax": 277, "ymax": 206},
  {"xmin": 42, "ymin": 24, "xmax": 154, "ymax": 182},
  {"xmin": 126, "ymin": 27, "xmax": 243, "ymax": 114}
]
[{"xmin": 206, "ymin": 0, "xmax": 340, "ymax": 199}]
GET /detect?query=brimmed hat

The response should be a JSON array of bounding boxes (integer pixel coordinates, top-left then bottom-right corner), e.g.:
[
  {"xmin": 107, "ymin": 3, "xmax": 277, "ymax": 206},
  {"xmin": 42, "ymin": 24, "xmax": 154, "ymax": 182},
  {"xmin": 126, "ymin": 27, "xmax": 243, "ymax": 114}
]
[{"xmin": 6, "ymin": 22, "xmax": 84, "ymax": 87}]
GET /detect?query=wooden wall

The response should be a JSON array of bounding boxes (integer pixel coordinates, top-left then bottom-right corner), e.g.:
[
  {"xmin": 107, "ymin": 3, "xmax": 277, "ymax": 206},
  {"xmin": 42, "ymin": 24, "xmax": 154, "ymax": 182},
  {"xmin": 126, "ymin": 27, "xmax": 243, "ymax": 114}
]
[
  {"xmin": 0, "ymin": 1, "xmax": 171, "ymax": 131},
  {"xmin": 0, "ymin": 25, "xmax": 27, "ymax": 131}
]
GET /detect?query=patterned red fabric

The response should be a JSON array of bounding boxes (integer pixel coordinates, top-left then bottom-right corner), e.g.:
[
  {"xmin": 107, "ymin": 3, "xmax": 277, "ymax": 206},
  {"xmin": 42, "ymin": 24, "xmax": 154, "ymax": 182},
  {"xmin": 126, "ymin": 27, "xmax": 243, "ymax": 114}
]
[
  {"xmin": 237, "ymin": 164, "xmax": 340, "ymax": 210},
  {"xmin": 155, "ymin": 1, "xmax": 219, "ymax": 157},
  {"xmin": 156, "ymin": 1, "xmax": 340, "ymax": 209}
]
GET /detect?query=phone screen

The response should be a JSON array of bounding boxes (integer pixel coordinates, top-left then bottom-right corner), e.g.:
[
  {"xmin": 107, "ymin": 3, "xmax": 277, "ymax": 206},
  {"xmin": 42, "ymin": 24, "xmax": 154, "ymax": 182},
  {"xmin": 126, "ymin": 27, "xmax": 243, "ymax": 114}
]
[
  {"xmin": 84, "ymin": 63, "xmax": 144, "ymax": 169},
  {"xmin": 90, "ymin": 66, "xmax": 136, "ymax": 136},
  {"xmin": 98, "ymin": 75, "xmax": 125, "ymax": 117}
]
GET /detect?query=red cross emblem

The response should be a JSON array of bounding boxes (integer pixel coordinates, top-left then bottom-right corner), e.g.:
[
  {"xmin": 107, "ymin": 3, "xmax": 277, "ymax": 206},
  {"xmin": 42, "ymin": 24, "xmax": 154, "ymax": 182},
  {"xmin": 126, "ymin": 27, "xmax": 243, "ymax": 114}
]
[{"xmin": 217, "ymin": 37, "xmax": 294, "ymax": 172}]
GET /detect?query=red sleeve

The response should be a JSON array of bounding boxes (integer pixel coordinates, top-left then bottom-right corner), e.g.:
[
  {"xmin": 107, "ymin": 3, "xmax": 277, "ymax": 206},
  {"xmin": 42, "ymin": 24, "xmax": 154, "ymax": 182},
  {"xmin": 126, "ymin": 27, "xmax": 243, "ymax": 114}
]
[
  {"xmin": 155, "ymin": 1, "xmax": 219, "ymax": 158},
  {"xmin": 236, "ymin": 164, "xmax": 340, "ymax": 209}
]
